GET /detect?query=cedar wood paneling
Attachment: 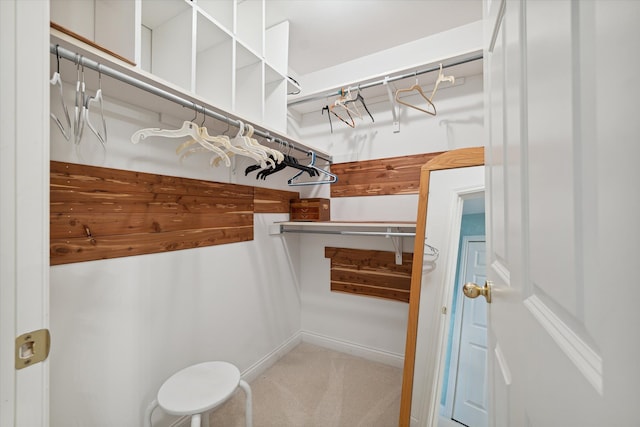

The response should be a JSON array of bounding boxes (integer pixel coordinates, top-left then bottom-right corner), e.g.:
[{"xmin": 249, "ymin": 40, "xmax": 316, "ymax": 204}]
[
  {"xmin": 330, "ymin": 151, "xmax": 445, "ymax": 197},
  {"xmin": 50, "ymin": 162, "xmax": 298, "ymax": 264},
  {"xmin": 324, "ymin": 247, "xmax": 413, "ymax": 303}
]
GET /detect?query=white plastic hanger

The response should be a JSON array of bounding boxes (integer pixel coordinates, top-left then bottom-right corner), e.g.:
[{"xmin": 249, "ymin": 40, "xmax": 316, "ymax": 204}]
[
  {"xmin": 131, "ymin": 110, "xmax": 231, "ymax": 167},
  {"xmin": 241, "ymin": 124, "xmax": 281, "ymax": 166},
  {"xmin": 74, "ymin": 57, "xmax": 87, "ymax": 144},
  {"xmin": 229, "ymin": 121, "xmax": 271, "ymax": 168},
  {"xmin": 83, "ymin": 65, "xmax": 107, "ymax": 148},
  {"xmin": 201, "ymin": 120, "xmax": 270, "ymax": 168},
  {"xmin": 183, "ymin": 120, "xmax": 278, "ymax": 169},
  {"xmin": 50, "ymin": 45, "xmax": 71, "ymax": 141},
  {"xmin": 429, "ymin": 63, "xmax": 455, "ymax": 102},
  {"xmin": 202, "ymin": 125, "xmax": 263, "ymax": 167},
  {"xmin": 173, "ymin": 111, "xmax": 233, "ymax": 167}
]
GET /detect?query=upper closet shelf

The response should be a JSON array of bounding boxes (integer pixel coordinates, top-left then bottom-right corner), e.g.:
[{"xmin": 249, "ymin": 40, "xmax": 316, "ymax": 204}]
[
  {"xmin": 49, "ymin": 31, "xmax": 332, "ymax": 164},
  {"xmin": 272, "ymin": 221, "xmax": 417, "ymax": 264},
  {"xmin": 275, "ymin": 221, "xmax": 416, "ymax": 234}
]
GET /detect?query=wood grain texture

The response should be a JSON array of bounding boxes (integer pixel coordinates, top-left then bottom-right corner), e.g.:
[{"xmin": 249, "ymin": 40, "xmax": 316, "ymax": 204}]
[
  {"xmin": 324, "ymin": 247, "xmax": 412, "ymax": 303},
  {"xmin": 51, "ymin": 22, "xmax": 136, "ymax": 66},
  {"xmin": 330, "ymin": 152, "xmax": 444, "ymax": 197},
  {"xmin": 290, "ymin": 198, "xmax": 331, "ymax": 221},
  {"xmin": 399, "ymin": 146, "xmax": 485, "ymax": 426},
  {"xmin": 253, "ymin": 187, "xmax": 299, "ymax": 213},
  {"xmin": 50, "ymin": 161, "xmax": 254, "ymax": 265}
]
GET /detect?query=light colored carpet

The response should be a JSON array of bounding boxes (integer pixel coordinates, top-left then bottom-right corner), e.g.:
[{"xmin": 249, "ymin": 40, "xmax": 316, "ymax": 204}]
[{"xmin": 209, "ymin": 342, "xmax": 402, "ymax": 427}]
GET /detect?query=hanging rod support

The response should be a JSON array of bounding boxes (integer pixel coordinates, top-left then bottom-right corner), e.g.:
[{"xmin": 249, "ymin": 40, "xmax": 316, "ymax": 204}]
[
  {"xmin": 384, "ymin": 76, "xmax": 400, "ymax": 133},
  {"xmin": 387, "ymin": 227, "xmax": 404, "ymax": 265},
  {"xmin": 49, "ymin": 43, "xmax": 332, "ymax": 164},
  {"xmin": 278, "ymin": 226, "xmax": 415, "ymax": 265}
]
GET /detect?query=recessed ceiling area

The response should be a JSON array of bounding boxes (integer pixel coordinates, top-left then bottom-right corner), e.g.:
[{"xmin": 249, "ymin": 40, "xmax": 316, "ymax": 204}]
[{"xmin": 265, "ymin": 0, "xmax": 483, "ymax": 76}]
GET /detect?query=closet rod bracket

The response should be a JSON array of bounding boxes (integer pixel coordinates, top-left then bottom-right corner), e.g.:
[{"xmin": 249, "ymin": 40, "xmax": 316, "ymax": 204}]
[
  {"xmin": 384, "ymin": 77, "xmax": 400, "ymax": 133},
  {"xmin": 387, "ymin": 227, "xmax": 403, "ymax": 265}
]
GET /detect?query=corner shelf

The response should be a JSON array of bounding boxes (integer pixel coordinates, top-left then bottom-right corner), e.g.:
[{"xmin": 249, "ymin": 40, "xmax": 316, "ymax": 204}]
[
  {"xmin": 272, "ymin": 221, "xmax": 417, "ymax": 265},
  {"xmin": 51, "ymin": 0, "xmax": 298, "ymax": 138}
]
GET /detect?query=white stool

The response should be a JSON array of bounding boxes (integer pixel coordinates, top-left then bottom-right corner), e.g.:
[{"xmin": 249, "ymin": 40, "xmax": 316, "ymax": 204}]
[{"xmin": 145, "ymin": 361, "xmax": 252, "ymax": 427}]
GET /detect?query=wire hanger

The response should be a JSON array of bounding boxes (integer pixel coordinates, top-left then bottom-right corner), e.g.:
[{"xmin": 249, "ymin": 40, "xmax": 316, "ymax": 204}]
[
  {"xmin": 288, "ymin": 151, "xmax": 337, "ymax": 186},
  {"xmin": 50, "ymin": 45, "xmax": 71, "ymax": 141},
  {"xmin": 328, "ymin": 103, "xmax": 355, "ymax": 128},
  {"xmin": 394, "ymin": 73, "xmax": 436, "ymax": 116},
  {"xmin": 322, "ymin": 105, "xmax": 333, "ymax": 133},
  {"xmin": 83, "ymin": 64, "xmax": 107, "ymax": 148},
  {"xmin": 335, "ymin": 88, "xmax": 363, "ymax": 120},
  {"xmin": 345, "ymin": 86, "xmax": 374, "ymax": 123},
  {"xmin": 328, "ymin": 88, "xmax": 358, "ymax": 128}
]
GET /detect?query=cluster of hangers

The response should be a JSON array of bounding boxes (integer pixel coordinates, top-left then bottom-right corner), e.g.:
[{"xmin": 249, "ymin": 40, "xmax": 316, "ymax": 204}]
[
  {"xmin": 50, "ymin": 45, "xmax": 107, "ymax": 153},
  {"xmin": 131, "ymin": 108, "xmax": 337, "ymax": 186},
  {"xmin": 322, "ymin": 87, "xmax": 375, "ymax": 133},
  {"xmin": 319, "ymin": 63, "xmax": 455, "ymax": 132}
]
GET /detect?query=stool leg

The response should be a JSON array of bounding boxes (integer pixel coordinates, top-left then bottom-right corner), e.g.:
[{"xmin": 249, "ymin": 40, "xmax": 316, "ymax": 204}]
[
  {"xmin": 239, "ymin": 380, "xmax": 253, "ymax": 427},
  {"xmin": 201, "ymin": 411, "xmax": 210, "ymax": 427},
  {"xmin": 190, "ymin": 413, "xmax": 201, "ymax": 427},
  {"xmin": 144, "ymin": 399, "xmax": 158, "ymax": 427}
]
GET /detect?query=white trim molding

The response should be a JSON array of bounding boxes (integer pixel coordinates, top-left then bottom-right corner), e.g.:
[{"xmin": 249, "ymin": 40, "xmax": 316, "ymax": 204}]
[
  {"xmin": 301, "ymin": 331, "xmax": 405, "ymax": 368},
  {"xmin": 524, "ymin": 295, "xmax": 603, "ymax": 395}
]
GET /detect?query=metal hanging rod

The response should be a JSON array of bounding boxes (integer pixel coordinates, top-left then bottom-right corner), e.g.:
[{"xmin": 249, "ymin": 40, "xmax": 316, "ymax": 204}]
[
  {"xmin": 278, "ymin": 225, "xmax": 416, "ymax": 265},
  {"xmin": 287, "ymin": 52, "xmax": 484, "ymax": 107},
  {"xmin": 280, "ymin": 228, "xmax": 416, "ymax": 238},
  {"xmin": 49, "ymin": 43, "xmax": 332, "ymax": 164}
]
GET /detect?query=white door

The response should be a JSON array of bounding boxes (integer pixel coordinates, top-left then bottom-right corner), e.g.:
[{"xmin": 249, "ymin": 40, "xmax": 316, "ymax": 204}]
[
  {"xmin": 452, "ymin": 239, "xmax": 487, "ymax": 427},
  {"xmin": 0, "ymin": 1, "xmax": 50, "ymax": 426},
  {"xmin": 484, "ymin": 0, "xmax": 639, "ymax": 426}
]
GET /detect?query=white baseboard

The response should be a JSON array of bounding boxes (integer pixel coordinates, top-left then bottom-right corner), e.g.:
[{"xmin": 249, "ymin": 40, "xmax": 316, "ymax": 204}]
[
  {"xmin": 241, "ymin": 332, "xmax": 303, "ymax": 384},
  {"xmin": 300, "ymin": 331, "xmax": 404, "ymax": 368}
]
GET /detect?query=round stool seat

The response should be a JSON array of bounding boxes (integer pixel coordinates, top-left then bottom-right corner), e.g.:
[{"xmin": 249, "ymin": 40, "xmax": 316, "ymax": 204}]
[{"xmin": 157, "ymin": 361, "xmax": 241, "ymax": 416}]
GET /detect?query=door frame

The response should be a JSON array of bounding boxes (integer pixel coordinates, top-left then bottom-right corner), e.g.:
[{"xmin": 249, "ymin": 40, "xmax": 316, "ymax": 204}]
[{"xmin": 0, "ymin": 0, "xmax": 50, "ymax": 425}]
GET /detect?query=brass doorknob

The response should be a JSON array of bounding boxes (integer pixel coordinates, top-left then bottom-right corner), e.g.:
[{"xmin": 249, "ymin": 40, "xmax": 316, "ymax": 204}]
[{"xmin": 463, "ymin": 281, "xmax": 492, "ymax": 303}]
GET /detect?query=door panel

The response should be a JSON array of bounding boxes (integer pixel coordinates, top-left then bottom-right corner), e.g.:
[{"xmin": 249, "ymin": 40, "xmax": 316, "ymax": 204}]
[
  {"xmin": 453, "ymin": 241, "xmax": 488, "ymax": 427},
  {"xmin": 485, "ymin": 1, "xmax": 639, "ymax": 426},
  {"xmin": 526, "ymin": 0, "xmax": 579, "ymax": 317}
]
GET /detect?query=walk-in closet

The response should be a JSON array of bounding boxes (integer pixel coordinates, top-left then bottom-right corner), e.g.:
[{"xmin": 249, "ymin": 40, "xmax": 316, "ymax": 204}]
[
  {"xmin": 12, "ymin": 0, "xmax": 487, "ymax": 425},
  {"xmin": 4, "ymin": 0, "xmax": 638, "ymax": 426}
]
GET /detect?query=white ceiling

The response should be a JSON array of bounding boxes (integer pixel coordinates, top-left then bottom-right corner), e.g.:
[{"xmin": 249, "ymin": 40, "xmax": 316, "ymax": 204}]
[{"xmin": 265, "ymin": 0, "xmax": 483, "ymax": 76}]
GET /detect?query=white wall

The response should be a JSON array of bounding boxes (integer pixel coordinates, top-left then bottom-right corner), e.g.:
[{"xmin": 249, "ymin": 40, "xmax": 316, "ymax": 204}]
[
  {"xmin": 292, "ymin": 21, "xmax": 482, "ymax": 99},
  {"xmin": 49, "ymin": 86, "xmax": 303, "ymax": 427},
  {"xmin": 288, "ymin": 64, "xmax": 485, "ymax": 364}
]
